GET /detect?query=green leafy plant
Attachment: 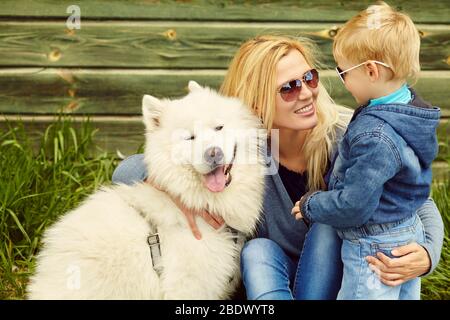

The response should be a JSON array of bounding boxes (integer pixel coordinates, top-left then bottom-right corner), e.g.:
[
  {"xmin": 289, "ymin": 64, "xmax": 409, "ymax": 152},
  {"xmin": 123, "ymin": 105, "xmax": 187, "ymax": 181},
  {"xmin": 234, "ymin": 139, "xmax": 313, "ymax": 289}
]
[
  {"xmin": 0, "ymin": 118, "xmax": 119, "ymax": 299},
  {"xmin": 422, "ymin": 177, "xmax": 450, "ymax": 300}
]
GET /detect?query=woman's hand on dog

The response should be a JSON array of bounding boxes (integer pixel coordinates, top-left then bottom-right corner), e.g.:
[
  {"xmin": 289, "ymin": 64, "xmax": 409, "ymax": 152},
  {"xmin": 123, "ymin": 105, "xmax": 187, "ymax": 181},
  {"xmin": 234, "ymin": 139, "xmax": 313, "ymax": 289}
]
[
  {"xmin": 186, "ymin": 209, "xmax": 225, "ymax": 240},
  {"xmin": 173, "ymin": 196, "xmax": 225, "ymax": 240}
]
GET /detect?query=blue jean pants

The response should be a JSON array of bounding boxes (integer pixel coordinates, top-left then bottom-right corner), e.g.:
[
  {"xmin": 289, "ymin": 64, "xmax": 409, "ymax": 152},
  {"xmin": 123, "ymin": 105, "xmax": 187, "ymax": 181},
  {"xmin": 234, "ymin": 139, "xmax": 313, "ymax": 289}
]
[
  {"xmin": 336, "ymin": 215, "xmax": 425, "ymax": 300},
  {"xmin": 240, "ymin": 223, "xmax": 343, "ymax": 300},
  {"xmin": 112, "ymin": 154, "xmax": 343, "ymax": 300}
]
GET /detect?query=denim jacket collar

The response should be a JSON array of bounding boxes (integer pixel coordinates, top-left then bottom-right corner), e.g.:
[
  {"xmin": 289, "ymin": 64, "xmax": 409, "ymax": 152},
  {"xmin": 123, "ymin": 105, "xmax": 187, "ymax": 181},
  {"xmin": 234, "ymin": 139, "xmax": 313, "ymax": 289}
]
[{"xmin": 349, "ymin": 87, "xmax": 437, "ymax": 125}]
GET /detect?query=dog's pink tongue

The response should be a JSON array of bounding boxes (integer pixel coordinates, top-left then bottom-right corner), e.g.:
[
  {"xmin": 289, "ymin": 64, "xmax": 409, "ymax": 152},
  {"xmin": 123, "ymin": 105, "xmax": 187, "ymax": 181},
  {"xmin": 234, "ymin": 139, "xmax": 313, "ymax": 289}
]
[{"xmin": 204, "ymin": 166, "xmax": 226, "ymax": 192}]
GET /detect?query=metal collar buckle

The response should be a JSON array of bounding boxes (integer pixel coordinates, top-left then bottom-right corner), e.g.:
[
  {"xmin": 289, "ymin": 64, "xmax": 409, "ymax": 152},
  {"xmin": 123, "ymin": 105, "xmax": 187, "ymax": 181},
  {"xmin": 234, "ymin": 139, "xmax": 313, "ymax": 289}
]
[
  {"xmin": 147, "ymin": 233, "xmax": 162, "ymax": 276},
  {"xmin": 147, "ymin": 233, "xmax": 160, "ymax": 246}
]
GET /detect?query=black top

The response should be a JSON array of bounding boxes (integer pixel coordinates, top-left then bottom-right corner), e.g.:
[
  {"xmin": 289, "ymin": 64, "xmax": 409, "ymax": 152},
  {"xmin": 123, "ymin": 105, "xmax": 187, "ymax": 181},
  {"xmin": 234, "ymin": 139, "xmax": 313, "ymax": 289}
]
[
  {"xmin": 278, "ymin": 160, "xmax": 332, "ymax": 204},
  {"xmin": 278, "ymin": 164, "xmax": 308, "ymax": 204}
]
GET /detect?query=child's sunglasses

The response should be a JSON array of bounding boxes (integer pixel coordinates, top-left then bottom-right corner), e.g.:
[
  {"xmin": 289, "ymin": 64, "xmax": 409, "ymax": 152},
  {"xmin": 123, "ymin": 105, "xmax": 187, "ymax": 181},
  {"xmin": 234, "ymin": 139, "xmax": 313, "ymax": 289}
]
[
  {"xmin": 278, "ymin": 69, "xmax": 319, "ymax": 102},
  {"xmin": 335, "ymin": 60, "xmax": 391, "ymax": 83}
]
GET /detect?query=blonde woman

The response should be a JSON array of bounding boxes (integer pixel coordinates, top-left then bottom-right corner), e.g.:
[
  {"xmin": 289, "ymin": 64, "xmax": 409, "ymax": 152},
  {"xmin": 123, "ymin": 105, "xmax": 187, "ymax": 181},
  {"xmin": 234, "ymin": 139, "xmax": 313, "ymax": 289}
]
[{"xmin": 112, "ymin": 36, "xmax": 444, "ymax": 300}]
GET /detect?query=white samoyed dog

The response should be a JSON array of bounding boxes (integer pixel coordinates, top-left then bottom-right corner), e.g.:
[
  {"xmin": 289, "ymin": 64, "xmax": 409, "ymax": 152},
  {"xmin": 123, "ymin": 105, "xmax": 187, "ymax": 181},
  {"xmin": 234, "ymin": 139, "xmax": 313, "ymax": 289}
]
[{"xmin": 27, "ymin": 81, "xmax": 266, "ymax": 299}]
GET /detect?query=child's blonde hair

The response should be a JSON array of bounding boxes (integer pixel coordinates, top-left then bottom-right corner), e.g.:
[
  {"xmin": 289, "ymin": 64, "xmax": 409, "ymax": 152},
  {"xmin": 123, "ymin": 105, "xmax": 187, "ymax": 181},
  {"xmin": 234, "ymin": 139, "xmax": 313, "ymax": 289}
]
[
  {"xmin": 333, "ymin": 1, "xmax": 421, "ymax": 83},
  {"xmin": 220, "ymin": 35, "xmax": 348, "ymax": 191}
]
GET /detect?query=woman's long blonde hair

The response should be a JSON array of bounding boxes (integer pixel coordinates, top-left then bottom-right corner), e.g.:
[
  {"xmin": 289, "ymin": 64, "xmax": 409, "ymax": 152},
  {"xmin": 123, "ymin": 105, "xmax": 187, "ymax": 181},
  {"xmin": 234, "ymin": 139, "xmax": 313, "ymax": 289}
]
[{"xmin": 220, "ymin": 35, "xmax": 348, "ymax": 191}]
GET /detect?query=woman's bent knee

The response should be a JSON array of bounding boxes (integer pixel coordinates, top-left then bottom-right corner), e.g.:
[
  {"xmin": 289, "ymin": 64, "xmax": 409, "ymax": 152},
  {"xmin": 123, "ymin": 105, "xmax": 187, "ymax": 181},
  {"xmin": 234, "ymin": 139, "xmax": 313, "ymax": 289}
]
[
  {"xmin": 241, "ymin": 238, "xmax": 283, "ymax": 265},
  {"xmin": 241, "ymin": 238, "xmax": 294, "ymax": 300},
  {"xmin": 112, "ymin": 154, "xmax": 147, "ymax": 185}
]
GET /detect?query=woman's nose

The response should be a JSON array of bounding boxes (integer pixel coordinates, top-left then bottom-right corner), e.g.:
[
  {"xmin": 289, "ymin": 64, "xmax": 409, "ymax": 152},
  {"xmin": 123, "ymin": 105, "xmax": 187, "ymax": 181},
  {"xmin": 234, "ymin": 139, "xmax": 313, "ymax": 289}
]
[{"xmin": 298, "ymin": 82, "xmax": 313, "ymax": 100}]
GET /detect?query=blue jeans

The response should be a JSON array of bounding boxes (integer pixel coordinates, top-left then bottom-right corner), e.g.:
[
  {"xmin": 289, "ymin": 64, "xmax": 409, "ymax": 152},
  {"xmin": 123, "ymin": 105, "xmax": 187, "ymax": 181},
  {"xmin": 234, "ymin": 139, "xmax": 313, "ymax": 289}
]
[
  {"xmin": 112, "ymin": 154, "xmax": 148, "ymax": 184},
  {"xmin": 241, "ymin": 223, "xmax": 343, "ymax": 300},
  {"xmin": 336, "ymin": 215, "xmax": 425, "ymax": 300}
]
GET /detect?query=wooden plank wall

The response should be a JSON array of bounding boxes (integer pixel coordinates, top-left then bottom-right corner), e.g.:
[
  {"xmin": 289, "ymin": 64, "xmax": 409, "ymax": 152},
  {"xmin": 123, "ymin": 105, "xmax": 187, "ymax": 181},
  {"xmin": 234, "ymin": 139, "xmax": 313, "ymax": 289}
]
[{"xmin": 0, "ymin": 0, "xmax": 449, "ymax": 176}]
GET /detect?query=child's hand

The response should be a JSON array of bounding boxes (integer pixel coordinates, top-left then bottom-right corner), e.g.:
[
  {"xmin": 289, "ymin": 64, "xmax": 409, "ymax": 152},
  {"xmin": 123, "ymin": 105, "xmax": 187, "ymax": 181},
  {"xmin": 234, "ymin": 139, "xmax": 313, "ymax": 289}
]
[{"xmin": 291, "ymin": 199, "xmax": 304, "ymax": 220}]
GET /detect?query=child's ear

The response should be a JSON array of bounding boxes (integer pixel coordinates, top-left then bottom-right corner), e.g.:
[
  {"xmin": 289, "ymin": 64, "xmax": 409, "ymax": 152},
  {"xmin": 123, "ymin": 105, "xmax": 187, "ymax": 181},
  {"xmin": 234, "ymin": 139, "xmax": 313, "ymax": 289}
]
[
  {"xmin": 142, "ymin": 94, "xmax": 164, "ymax": 131},
  {"xmin": 365, "ymin": 62, "xmax": 380, "ymax": 82}
]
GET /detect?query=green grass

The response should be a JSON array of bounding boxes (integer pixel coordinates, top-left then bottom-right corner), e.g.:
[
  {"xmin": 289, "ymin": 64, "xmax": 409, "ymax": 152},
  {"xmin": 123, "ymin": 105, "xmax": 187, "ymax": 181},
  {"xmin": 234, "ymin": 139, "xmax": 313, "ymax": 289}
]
[
  {"xmin": 0, "ymin": 118, "xmax": 120, "ymax": 299},
  {"xmin": 422, "ymin": 179, "xmax": 450, "ymax": 300},
  {"xmin": 0, "ymin": 118, "xmax": 449, "ymax": 299}
]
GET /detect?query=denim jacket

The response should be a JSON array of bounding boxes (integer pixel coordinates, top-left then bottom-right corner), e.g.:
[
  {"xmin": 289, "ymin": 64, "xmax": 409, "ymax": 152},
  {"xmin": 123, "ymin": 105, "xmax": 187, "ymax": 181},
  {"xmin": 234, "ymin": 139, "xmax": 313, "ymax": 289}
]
[{"xmin": 302, "ymin": 90, "xmax": 441, "ymax": 230}]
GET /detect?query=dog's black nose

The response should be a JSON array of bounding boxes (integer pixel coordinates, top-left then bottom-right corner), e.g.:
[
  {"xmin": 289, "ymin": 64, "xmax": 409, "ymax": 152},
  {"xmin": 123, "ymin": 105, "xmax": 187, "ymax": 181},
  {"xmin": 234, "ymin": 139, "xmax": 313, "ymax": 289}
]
[{"xmin": 204, "ymin": 147, "xmax": 224, "ymax": 166}]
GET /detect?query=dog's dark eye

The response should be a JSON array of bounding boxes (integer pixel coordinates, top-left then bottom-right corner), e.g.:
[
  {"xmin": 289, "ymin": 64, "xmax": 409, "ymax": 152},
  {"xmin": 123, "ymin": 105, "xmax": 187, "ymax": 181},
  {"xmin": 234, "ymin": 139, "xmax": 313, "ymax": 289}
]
[
  {"xmin": 215, "ymin": 125, "xmax": 224, "ymax": 131},
  {"xmin": 185, "ymin": 134, "xmax": 195, "ymax": 140}
]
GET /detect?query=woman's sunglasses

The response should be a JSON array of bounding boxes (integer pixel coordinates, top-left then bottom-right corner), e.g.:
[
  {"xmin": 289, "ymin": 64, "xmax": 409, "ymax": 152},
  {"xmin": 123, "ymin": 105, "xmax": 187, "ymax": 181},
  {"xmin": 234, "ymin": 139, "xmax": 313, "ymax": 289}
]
[{"xmin": 278, "ymin": 69, "xmax": 319, "ymax": 102}]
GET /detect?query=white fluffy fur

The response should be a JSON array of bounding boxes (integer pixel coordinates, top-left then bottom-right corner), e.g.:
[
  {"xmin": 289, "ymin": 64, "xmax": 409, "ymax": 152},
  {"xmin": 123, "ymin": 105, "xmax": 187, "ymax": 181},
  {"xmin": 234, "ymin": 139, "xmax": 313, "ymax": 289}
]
[{"xmin": 27, "ymin": 82, "xmax": 266, "ymax": 299}]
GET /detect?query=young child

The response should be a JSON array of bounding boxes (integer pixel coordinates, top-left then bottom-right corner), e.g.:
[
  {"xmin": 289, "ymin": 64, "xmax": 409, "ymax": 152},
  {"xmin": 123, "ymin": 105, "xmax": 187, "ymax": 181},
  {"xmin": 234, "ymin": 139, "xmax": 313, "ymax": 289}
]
[{"xmin": 292, "ymin": 2, "xmax": 441, "ymax": 299}]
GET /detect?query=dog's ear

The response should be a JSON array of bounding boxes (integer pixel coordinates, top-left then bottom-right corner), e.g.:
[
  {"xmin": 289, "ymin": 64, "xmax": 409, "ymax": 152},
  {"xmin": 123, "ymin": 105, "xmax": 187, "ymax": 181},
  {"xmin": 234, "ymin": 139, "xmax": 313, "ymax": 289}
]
[
  {"xmin": 188, "ymin": 80, "xmax": 202, "ymax": 92},
  {"xmin": 142, "ymin": 94, "xmax": 164, "ymax": 131}
]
